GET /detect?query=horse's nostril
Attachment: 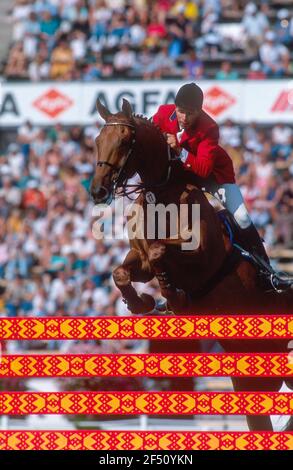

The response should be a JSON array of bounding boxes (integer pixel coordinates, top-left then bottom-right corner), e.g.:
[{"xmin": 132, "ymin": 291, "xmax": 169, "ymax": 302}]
[{"xmin": 91, "ymin": 186, "xmax": 109, "ymax": 203}]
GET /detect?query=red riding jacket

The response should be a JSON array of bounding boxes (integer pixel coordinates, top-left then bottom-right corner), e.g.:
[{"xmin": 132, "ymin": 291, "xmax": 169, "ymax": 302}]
[{"xmin": 152, "ymin": 104, "xmax": 235, "ymax": 184}]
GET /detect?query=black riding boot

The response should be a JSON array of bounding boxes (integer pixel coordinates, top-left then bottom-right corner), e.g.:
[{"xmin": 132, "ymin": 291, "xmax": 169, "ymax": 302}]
[
  {"xmin": 241, "ymin": 224, "xmax": 270, "ymax": 264},
  {"xmin": 241, "ymin": 224, "xmax": 293, "ymax": 291}
]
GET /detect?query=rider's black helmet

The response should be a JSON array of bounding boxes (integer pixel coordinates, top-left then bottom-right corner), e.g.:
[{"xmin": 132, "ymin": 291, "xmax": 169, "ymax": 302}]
[{"xmin": 175, "ymin": 83, "xmax": 204, "ymax": 110}]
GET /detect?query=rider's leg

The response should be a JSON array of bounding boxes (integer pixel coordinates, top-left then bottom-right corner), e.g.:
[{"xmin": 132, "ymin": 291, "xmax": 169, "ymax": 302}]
[
  {"xmin": 203, "ymin": 181, "xmax": 268, "ymax": 260},
  {"xmin": 233, "ymin": 203, "xmax": 270, "ymax": 264},
  {"xmin": 204, "ymin": 181, "xmax": 292, "ymax": 290}
]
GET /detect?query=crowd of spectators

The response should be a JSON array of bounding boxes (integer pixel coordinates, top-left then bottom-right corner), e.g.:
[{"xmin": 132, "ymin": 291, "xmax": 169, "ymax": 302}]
[{"xmin": 2, "ymin": 0, "xmax": 293, "ymax": 81}]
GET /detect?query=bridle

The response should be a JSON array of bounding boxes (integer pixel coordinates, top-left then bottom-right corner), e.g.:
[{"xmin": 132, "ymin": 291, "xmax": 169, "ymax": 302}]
[{"xmin": 95, "ymin": 120, "xmax": 173, "ymax": 201}]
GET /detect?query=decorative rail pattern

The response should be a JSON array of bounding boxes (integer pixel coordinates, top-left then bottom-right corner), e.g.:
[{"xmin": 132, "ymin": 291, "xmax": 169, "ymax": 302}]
[
  {"xmin": 0, "ymin": 353, "xmax": 292, "ymax": 378},
  {"xmin": 0, "ymin": 431, "xmax": 292, "ymax": 451},
  {"xmin": 0, "ymin": 391, "xmax": 292, "ymax": 415},
  {"xmin": 0, "ymin": 315, "xmax": 292, "ymax": 340},
  {"xmin": 0, "ymin": 315, "xmax": 292, "ymax": 450}
]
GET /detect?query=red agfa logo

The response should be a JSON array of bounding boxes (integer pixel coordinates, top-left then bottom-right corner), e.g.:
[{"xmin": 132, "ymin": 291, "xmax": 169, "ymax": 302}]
[
  {"xmin": 203, "ymin": 86, "xmax": 236, "ymax": 117},
  {"xmin": 33, "ymin": 89, "xmax": 73, "ymax": 118},
  {"xmin": 271, "ymin": 89, "xmax": 293, "ymax": 112}
]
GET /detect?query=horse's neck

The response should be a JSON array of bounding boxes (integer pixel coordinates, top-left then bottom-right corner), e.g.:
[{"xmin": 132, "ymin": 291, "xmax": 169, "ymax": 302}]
[{"xmin": 134, "ymin": 121, "xmax": 170, "ymax": 186}]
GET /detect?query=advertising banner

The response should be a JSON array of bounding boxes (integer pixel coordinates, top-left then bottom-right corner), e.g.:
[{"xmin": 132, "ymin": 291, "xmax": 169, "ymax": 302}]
[{"xmin": 0, "ymin": 80, "xmax": 292, "ymax": 126}]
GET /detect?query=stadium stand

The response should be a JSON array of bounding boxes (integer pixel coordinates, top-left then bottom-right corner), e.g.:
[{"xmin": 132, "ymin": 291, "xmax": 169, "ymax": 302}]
[{"xmin": 0, "ymin": 0, "xmax": 292, "ymax": 81}]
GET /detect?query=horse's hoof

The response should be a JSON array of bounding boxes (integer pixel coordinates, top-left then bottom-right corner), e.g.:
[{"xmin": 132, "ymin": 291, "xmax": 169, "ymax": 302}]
[
  {"xmin": 113, "ymin": 267, "xmax": 131, "ymax": 287},
  {"xmin": 128, "ymin": 293, "xmax": 156, "ymax": 315},
  {"xmin": 140, "ymin": 293, "xmax": 156, "ymax": 312},
  {"xmin": 148, "ymin": 242, "xmax": 166, "ymax": 263},
  {"xmin": 167, "ymin": 289, "xmax": 189, "ymax": 314}
]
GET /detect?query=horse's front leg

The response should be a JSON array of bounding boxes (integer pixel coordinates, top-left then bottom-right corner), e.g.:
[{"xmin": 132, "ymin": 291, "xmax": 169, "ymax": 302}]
[
  {"xmin": 113, "ymin": 248, "xmax": 156, "ymax": 314},
  {"xmin": 148, "ymin": 241, "xmax": 188, "ymax": 313}
]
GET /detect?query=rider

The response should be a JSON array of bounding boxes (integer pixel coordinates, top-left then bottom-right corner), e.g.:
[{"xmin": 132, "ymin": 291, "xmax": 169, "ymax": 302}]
[{"xmin": 152, "ymin": 82, "xmax": 291, "ymax": 291}]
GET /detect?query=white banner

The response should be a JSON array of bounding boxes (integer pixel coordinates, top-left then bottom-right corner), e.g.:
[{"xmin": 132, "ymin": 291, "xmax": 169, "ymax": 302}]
[{"xmin": 0, "ymin": 80, "xmax": 292, "ymax": 126}]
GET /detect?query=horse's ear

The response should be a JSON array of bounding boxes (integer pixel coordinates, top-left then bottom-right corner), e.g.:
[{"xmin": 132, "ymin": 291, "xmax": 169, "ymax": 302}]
[
  {"xmin": 121, "ymin": 98, "xmax": 133, "ymax": 119},
  {"xmin": 96, "ymin": 99, "xmax": 111, "ymax": 121}
]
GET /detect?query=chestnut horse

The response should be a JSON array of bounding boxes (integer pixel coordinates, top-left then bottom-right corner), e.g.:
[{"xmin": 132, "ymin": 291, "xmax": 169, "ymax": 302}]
[{"xmin": 90, "ymin": 99, "xmax": 293, "ymax": 431}]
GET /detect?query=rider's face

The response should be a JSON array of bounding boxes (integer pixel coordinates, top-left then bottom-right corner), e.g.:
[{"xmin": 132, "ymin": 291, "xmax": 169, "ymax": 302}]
[{"xmin": 175, "ymin": 106, "xmax": 200, "ymax": 129}]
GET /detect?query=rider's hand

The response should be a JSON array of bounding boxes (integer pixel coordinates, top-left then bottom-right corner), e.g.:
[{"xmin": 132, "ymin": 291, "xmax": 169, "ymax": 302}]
[{"xmin": 165, "ymin": 133, "xmax": 181, "ymax": 156}]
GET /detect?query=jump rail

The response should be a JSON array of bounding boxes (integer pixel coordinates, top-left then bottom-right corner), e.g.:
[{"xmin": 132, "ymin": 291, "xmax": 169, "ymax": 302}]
[
  {"xmin": 0, "ymin": 353, "xmax": 292, "ymax": 377},
  {"xmin": 0, "ymin": 430, "xmax": 292, "ymax": 450},
  {"xmin": 0, "ymin": 315, "xmax": 292, "ymax": 340},
  {"xmin": 0, "ymin": 391, "xmax": 292, "ymax": 415},
  {"xmin": 0, "ymin": 315, "xmax": 292, "ymax": 451}
]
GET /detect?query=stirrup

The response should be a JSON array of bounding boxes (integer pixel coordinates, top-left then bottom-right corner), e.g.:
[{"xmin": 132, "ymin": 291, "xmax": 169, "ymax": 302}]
[
  {"xmin": 233, "ymin": 243, "xmax": 273, "ymax": 273},
  {"xmin": 233, "ymin": 243, "xmax": 293, "ymax": 293},
  {"xmin": 270, "ymin": 273, "xmax": 293, "ymax": 293}
]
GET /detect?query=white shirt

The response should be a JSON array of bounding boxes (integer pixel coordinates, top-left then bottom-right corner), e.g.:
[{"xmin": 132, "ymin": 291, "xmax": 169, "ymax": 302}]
[
  {"xmin": 114, "ymin": 50, "xmax": 136, "ymax": 70},
  {"xmin": 259, "ymin": 43, "xmax": 289, "ymax": 65},
  {"xmin": 242, "ymin": 13, "xmax": 269, "ymax": 37},
  {"xmin": 272, "ymin": 125, "xmax": 292, "ymax": 145}
]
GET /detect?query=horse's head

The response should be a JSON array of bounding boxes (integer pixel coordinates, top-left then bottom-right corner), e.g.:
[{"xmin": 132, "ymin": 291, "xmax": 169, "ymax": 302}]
[{"xmin": 90, "ymin": 98, "xmax": 136, "ymax": 204}]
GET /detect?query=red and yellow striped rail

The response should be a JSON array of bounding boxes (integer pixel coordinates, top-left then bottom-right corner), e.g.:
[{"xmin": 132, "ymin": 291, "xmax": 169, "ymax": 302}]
[
  {"xmin": 0, "ymin": 391, "xmax": 292, "ymax": 415},
  {"xmin": 1, "ymin": 315, "xmax": 293, "ymax": 450},
  {"xmin": 0, "ymin": 431, "xmax": 292, "ymax": 450},
  {"xmin": 0, "ymin": 353, "xmax": 292, "ymax": 377},
  {"xmin": 0, "ymin": 315, "xmax": 292, "ymax": 340}
]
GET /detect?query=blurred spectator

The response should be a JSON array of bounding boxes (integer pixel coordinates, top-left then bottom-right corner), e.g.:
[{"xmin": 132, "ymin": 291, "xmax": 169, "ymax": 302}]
[
  {"xmin": 167, "ymin": 11, "xmax": 192, "ymax": 58},
  {"xmin": 4, "ymin": 42, "xmax": 28, "ymax": 79},
  {"xmin": 28, "ymin": 52, "xmax": 50, "ymax": 81},
  {"xmin": 113, "ymin": 44, "xmax": 136, "ymax": 77},
  {"xmin": 143, "ymin": 45, "xmax": 176, "ymax": 79},
  {"xmin": 70, "ymin": 30, "xmax": 87, "ymax": 61},
  {"xmin": 220, "ymin": 119, "xmax": 241, "ymax": 148},
  {"xmin": 50, "ymin": 38, "xmax": 74, "ymax": 79},
  {"xmin": 127, "ymin": 7, "xmax": 146, "ymax": 46},
  {"xmin": 183, "ymin": 49, "xmax": 204, "ymax": 79},
  {"xmin": 17, "ymin": 120, "xmax": 39, "ymax": 166},
  {"xmin": 259, "ymin": 31, "xmax": 290, "ymax": 77},
  {"xmin": 272, "ymin": 123, "xmax": 292, "ymax": 160},
  {"xmin": 6, "ymin": 144, "xmax": 25, "ymax": 180},
  {"xmin": 22, "ymin": 180, "xmax": 47, "ymax": 213},
  {"xmin": 133, "ymin": 46, "xmax": 153, "ymax": 76},
  {"xmin": 275, "ymin": 9, "xmax": 293, "ymax": 48},
  {"xmin": 241, "ymin": 2, "xmax": 269, "ymax": 56},
  {"xmin": 215, "ymin": 61, "xmax": 239, "ymax": 80},
  {"xmin": 274, "ymin": 174, "xmax": 293, "ymax": 246},
  {"xmin": 247, "ymin": 61, "xmax": 266, "ymax": 79},
  {"xmin": 145, "ymin": 11, "xmax": 167, "ymax": 48},
  {"xmin": 40, "ymin": 9, "xmax": 59, "ymax": 38}
]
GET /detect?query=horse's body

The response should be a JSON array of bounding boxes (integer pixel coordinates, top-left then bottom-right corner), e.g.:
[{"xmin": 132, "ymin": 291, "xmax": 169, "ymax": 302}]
[{"xmin": 90, "ymin": 99, "xmax": 293, "ymax": 431}]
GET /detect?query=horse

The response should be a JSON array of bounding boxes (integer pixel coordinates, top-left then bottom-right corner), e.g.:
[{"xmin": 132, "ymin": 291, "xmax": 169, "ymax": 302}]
[{"xmin": 90, "ymin": 98, "xmax": 293, "ymax": 432}]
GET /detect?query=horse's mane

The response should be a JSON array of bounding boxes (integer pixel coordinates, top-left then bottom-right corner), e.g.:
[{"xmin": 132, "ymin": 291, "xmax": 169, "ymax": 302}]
[{"xmin": 133, "ymin": 113, "xmax": 167, "ymax": 147}]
